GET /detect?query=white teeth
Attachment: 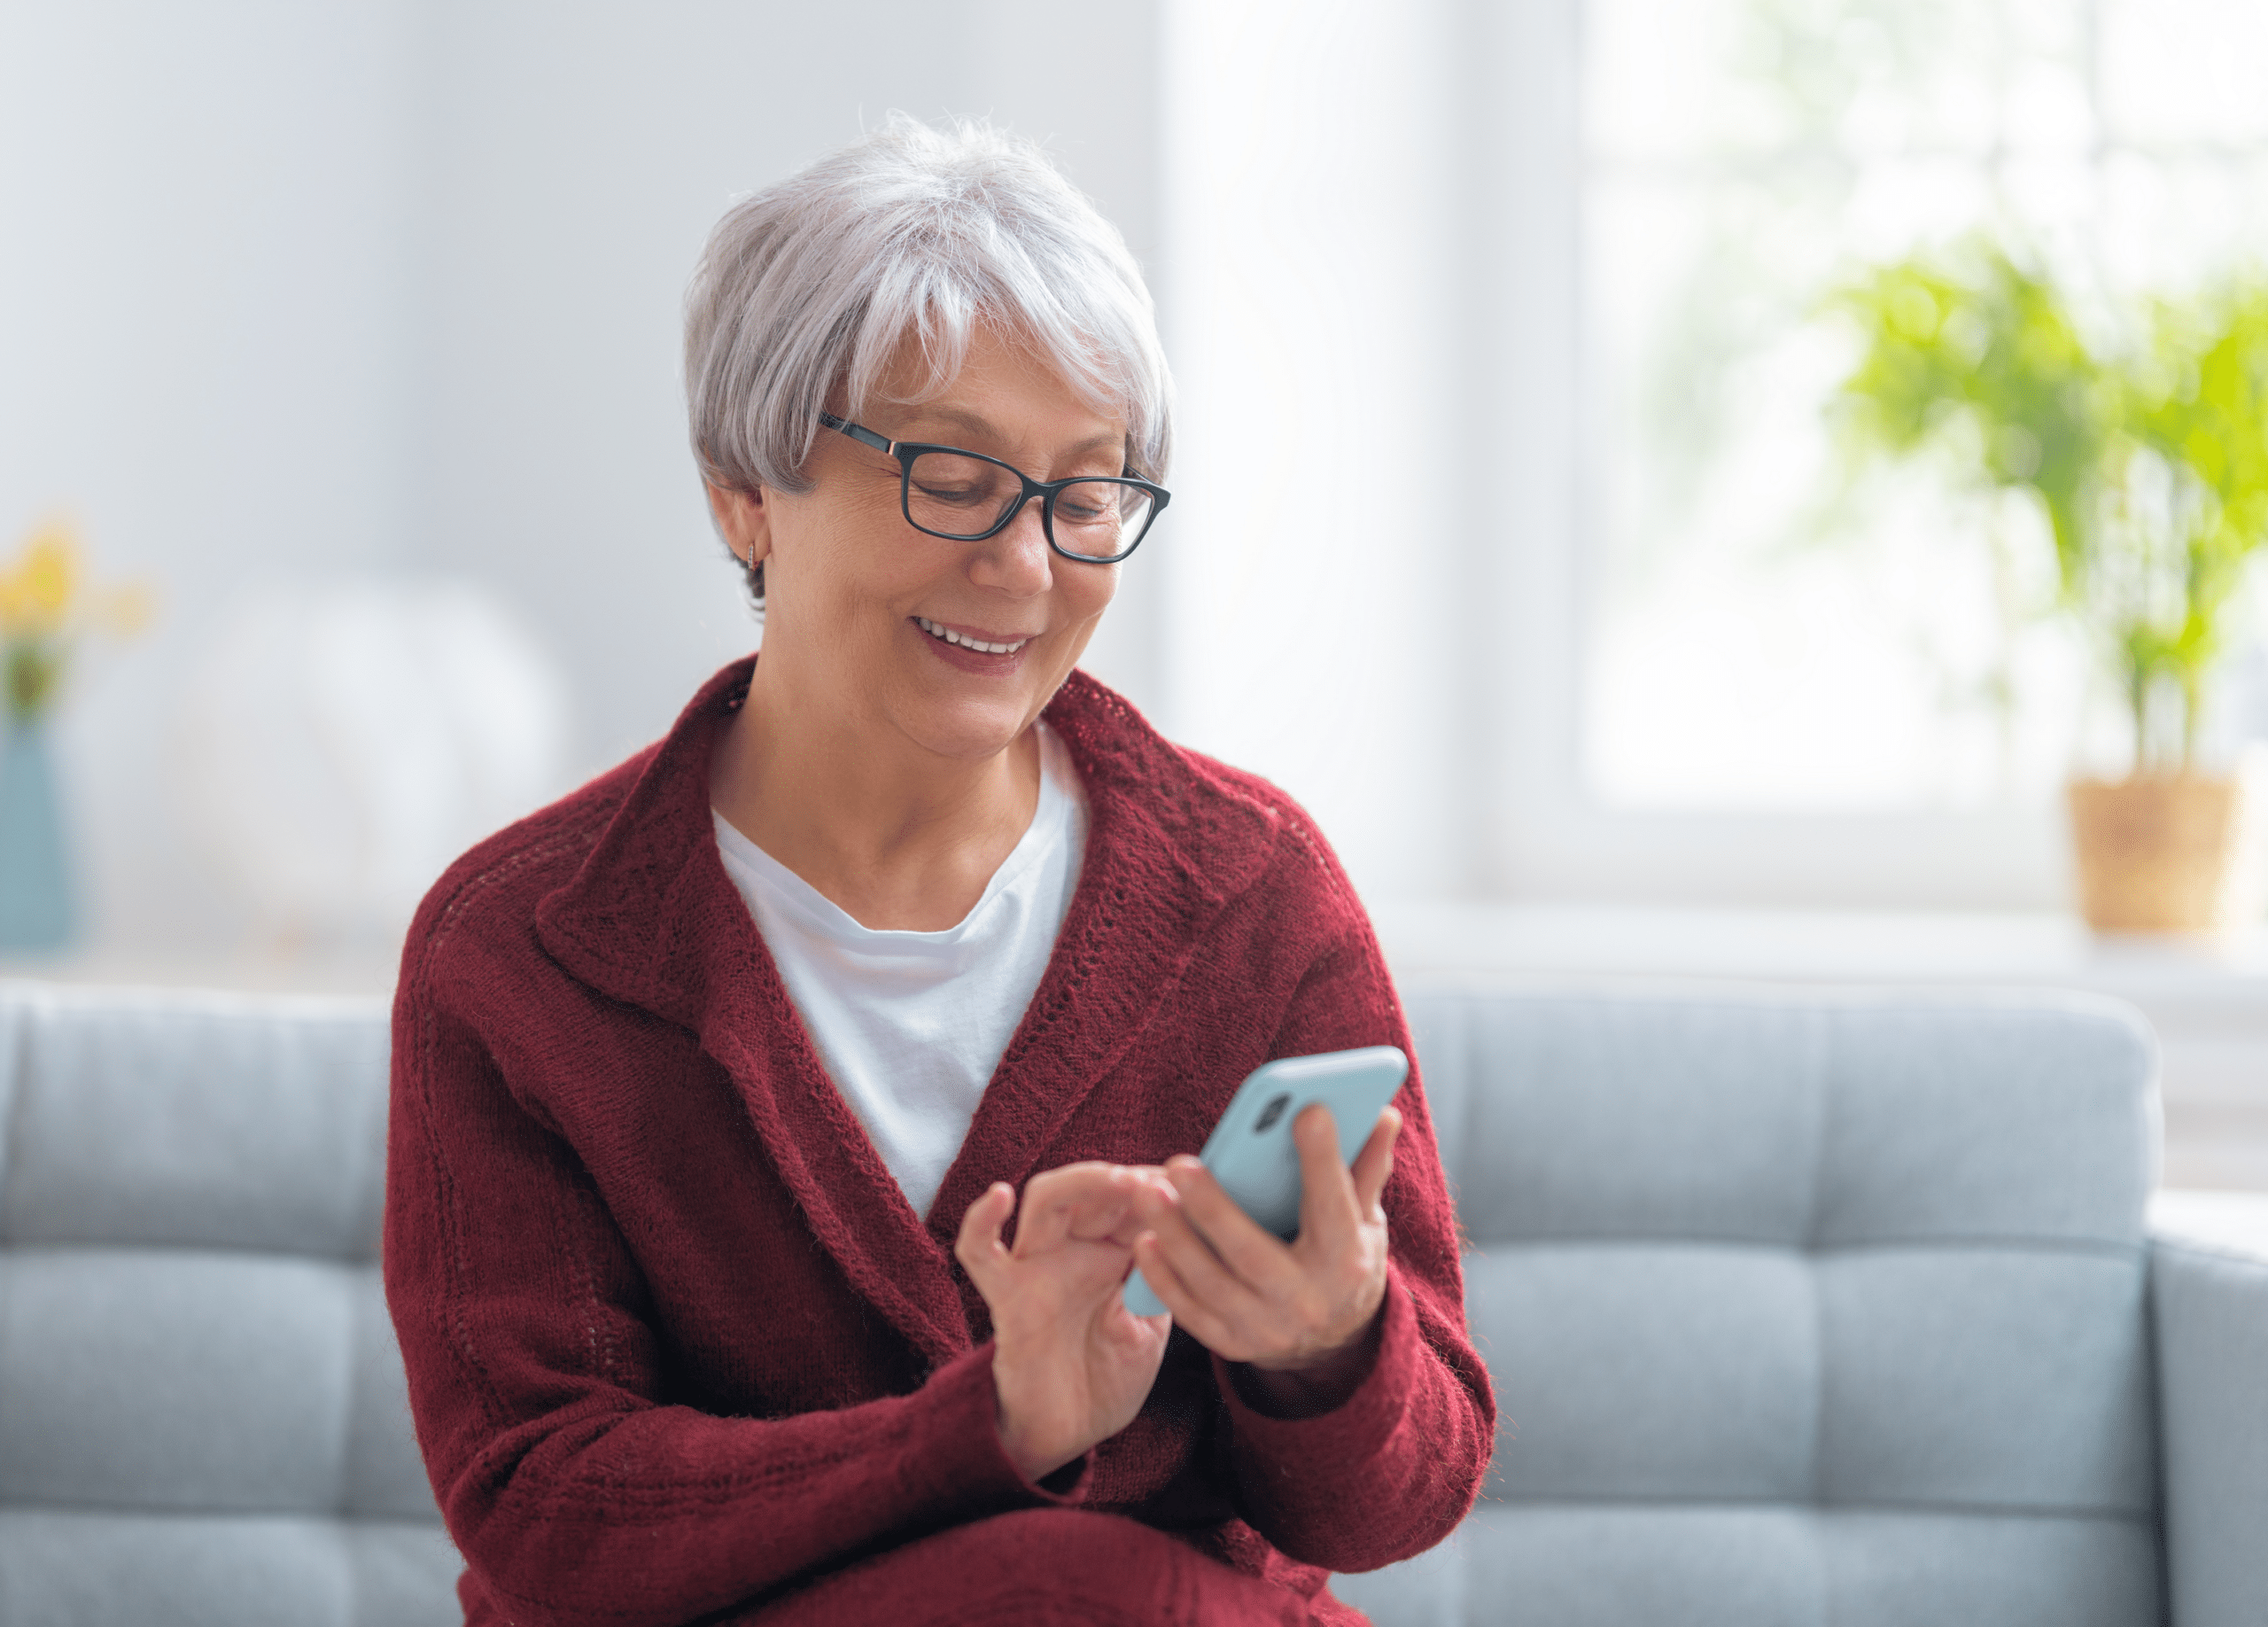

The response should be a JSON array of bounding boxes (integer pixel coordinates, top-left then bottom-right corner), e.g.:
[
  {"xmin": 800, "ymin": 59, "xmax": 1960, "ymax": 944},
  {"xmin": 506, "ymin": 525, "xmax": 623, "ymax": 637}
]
[{"xmin": 916, "ymin": 616, "xmax": 1029, "ymax": 656}]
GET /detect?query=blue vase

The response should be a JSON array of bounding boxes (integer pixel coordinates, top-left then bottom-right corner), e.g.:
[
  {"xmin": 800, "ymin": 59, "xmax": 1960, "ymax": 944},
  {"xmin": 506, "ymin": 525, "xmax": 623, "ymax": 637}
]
[{"xmin": 0, "ymin": 723, "xmax": 74, "ymax": 950}]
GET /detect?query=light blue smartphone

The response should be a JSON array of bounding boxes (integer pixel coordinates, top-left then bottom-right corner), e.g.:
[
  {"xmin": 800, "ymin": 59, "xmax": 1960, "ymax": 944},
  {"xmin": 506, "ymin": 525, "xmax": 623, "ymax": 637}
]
[{"xmin": 1122, "ymin": 1045, "xmax": 1410, "ymax": 1317}]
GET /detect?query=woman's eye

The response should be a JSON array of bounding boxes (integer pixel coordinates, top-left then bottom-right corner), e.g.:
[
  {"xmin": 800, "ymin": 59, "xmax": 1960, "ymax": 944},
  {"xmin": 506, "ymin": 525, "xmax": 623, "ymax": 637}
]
[{"xmin": 914, "ymin": 482, "xmax": 989, "ymax": 507}]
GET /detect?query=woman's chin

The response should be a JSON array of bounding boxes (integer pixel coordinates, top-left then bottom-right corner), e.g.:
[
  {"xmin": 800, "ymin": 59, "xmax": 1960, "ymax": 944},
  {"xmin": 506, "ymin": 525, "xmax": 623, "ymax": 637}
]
[
  {"xmin": 886, "ymin": 635, "xmax": 1068, "ymax": 760},
  {"xmin": 888, "ymin": 686, "xmax": 1047, "ymax": 766}
]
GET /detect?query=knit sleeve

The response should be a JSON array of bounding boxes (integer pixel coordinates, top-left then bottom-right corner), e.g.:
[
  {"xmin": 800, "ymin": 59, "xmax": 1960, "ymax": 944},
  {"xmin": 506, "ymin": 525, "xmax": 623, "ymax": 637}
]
[
  {"xmin": 383, "ymin": 976, "xmax": 1087, "ymax": 1627},
  {"xmin": 1208, "ymin": 818, "xmax": 1496, "ymax": 1573}
]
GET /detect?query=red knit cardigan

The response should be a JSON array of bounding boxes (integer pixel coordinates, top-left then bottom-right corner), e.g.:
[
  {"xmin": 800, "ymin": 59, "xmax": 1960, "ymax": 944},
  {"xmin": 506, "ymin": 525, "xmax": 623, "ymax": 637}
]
[{"xmin": 384, "ymin": 658, "xmax": 1494, "ymax": 1627}]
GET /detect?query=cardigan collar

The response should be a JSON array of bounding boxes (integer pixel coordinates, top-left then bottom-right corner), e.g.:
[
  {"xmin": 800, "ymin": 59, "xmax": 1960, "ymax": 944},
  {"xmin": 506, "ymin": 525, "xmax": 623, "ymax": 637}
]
[{"xmin": 534, "ymin": 656, "xmax": 1284, "ymax": 1368}]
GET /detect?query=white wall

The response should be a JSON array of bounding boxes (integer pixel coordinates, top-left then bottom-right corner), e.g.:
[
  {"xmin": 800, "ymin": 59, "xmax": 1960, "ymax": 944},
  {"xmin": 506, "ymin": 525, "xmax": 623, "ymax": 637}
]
[
  {"xmin": 0, "ymin": 0, "xmax": 1167, "ymax": 957},
  {"xmin": 12, "ymin": 0, "xmax": 2153, "ymax": 968},
  {"xmin": 1158, "ymin": 0, "xmax": 1480, "ymax": 901},
  {"xmin": 0, "ymin": 0, "xmax": 423, "ymax": 952},
  {"xmin": 410, "ymin": 0, "xmax": 1169, "ymax": 772}
]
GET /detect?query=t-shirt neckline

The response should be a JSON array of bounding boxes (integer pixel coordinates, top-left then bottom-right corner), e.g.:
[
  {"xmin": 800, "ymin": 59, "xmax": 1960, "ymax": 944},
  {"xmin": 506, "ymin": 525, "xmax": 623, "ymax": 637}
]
[{"xmin": 711, "ymin": 723, "xmax": 1076, "ymax": 946}]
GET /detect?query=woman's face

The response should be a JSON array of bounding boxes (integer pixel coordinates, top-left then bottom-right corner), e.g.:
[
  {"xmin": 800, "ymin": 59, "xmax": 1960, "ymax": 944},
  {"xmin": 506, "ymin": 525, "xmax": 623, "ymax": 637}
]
[{"xmin": 713, "ymin": 324, "xmax": 1125, "ymax": 765}]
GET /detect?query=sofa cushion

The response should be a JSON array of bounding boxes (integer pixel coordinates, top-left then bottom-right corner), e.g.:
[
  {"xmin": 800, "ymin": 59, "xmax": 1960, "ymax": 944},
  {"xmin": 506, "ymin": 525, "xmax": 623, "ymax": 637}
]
[
  {"xmin": 1415, "ymin": 989, "xmax": 2155, "ymax": 1249},
  {"xmin": 0, "ymin": 983, "xmax": 451, "ymax": 1627},
  {"xmin": 1336, "ymin": 1504, "xmax": 2164, "ymax": 1627},
  {"xmin": 0, "ymin": 1250, "xmax": 432, "ymax": 1519},
  {"xmin": 1384, "ymin": 986, "xmax": 2161, "ymax": 1626},
  {"xmin": 0, "ymin": 987, "xmax": 390, "ymax": 1259},
  {"xmin": 0, "ymin": 1511, "xmax": 460, "ymax": 1627}
]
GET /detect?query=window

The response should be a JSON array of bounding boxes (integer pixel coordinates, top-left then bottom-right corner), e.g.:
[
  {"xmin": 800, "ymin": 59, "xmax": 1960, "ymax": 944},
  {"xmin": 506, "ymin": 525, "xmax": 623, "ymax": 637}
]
[
  {"xmin": 1160, "ymin": 0, "xmax": 2268, "ymax": 909},
  {"xmin": 1584, "ymin": 0, "xmax": 2268, "ymax": 812}
]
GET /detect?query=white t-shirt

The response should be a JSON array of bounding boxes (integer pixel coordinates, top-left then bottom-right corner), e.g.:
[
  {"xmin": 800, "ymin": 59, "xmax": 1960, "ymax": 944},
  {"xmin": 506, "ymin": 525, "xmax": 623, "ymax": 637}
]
[{"xmin": 712, "ymin": 724, "xmax": 1088, "ymax": 1219}]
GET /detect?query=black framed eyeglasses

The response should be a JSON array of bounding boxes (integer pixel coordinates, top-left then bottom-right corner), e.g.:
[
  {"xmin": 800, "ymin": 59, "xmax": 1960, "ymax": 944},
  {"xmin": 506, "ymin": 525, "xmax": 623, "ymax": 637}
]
[{"xmin": 817, "ymin": 413, "xmax": 1169, "ymax": 564}]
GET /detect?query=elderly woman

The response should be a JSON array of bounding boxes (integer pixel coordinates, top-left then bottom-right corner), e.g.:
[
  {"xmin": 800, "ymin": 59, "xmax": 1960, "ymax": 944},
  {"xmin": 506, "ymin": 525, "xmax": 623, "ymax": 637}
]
[{"xmin": 384, "ymin": 117, "xmax": 1492, "ymax": 1626}]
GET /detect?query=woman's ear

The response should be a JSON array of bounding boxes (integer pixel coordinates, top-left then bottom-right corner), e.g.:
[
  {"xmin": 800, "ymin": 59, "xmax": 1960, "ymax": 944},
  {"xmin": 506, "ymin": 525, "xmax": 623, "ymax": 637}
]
[{"xmin": 706, "ymin": 482, "xmax": 773, "ymax": 572}]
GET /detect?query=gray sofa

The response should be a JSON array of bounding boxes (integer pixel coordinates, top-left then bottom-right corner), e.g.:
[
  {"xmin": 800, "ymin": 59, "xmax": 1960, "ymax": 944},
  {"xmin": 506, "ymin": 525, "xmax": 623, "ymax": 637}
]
[
  {"xmin": 0, "ymin": 979, "xmax": 2262, "ymax": 1626},
  {"xmin": 1337, "ymin": 986, "xmax": 2268, "ymax": 1627},
  {"xmin": 0, "ymin": 985, "xmax": 455, "ymax": 1626}
]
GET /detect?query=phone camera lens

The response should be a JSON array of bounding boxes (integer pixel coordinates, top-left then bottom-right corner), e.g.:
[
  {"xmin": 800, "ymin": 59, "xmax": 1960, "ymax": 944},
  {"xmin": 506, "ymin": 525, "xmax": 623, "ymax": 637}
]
[{"xmin": 1254, "ymin": 1093, "xmax": 1292, "ymax": 1133}]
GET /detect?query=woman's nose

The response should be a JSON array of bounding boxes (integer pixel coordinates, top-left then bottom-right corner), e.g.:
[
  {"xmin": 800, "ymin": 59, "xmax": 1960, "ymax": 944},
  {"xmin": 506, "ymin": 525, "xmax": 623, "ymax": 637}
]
[{"xmin": 967, "ymin": 495, "xmax": 1054, "ymax": 596}]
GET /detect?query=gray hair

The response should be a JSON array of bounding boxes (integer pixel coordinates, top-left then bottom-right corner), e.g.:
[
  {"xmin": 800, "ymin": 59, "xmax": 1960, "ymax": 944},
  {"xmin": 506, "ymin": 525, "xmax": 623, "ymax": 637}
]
[{"xmin": 686, "ymin": 115, "xmax": 1173, "ymax": 570}]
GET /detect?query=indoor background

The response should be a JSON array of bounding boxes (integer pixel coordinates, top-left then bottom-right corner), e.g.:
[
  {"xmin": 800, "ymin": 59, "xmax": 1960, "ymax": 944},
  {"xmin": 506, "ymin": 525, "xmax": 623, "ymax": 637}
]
[{"xmin": 4, "ymin": 0, "xmax": 2265, "ymax": 1184}]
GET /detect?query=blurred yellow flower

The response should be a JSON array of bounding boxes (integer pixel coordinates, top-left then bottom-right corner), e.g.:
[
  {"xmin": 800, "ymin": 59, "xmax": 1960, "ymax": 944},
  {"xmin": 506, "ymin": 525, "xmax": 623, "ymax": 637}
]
[
  {"xmin": 1, "ymin": 514, "xmax": 157, "ymax": 723},
  {"xmin": 0, "ymin": 518, "xmax": 82, "ymax": 638}
]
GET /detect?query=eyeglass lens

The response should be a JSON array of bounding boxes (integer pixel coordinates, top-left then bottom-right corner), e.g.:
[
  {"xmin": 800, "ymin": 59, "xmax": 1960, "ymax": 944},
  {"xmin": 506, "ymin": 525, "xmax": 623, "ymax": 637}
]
[{"xmin": 905, "ymin": 450, "xmax": 1155, "ymax": 560}]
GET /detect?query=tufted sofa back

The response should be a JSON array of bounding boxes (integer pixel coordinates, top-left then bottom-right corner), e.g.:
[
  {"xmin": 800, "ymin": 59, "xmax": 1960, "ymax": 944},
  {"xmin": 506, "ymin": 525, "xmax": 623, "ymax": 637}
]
[
  {"xmin": 0, "ymin": 979, "xmax": 2172, "ymax": 1627},
  {"xmin": 0, "ymin": 983, "xmax": 459, "ymax": 1626},
  {"xmin": 1340, "ymin": 986, "xmax": 2164, "ymax": 1627}
]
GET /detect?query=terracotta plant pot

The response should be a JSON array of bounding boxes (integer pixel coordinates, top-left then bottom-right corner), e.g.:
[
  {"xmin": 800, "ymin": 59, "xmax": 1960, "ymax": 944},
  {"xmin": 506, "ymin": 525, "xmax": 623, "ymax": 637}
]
[{"xmin": 2067, "ymin": 775, "xmax": 2247, "ymax": 933}]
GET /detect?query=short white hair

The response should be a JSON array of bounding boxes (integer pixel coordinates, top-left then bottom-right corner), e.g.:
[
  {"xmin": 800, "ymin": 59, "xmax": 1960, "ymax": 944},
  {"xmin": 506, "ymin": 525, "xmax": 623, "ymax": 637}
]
[{"xmin": 685, "ymin": 114, "xmax": 1173, "ymax": 513}]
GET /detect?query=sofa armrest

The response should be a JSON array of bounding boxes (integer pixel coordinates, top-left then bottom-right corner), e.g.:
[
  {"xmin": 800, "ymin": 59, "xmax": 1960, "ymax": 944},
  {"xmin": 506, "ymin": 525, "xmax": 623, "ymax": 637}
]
[{"xmin": 2148, "ymin": 1190, "xmax": 2268, "ymax": 1627}]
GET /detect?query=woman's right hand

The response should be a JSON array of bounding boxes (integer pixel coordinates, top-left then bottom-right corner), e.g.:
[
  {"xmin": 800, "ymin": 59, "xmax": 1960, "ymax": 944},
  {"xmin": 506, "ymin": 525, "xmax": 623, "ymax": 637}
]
[{"xmin": 955, "ymin": 1163, "xmax": 1175, "ymax": 1482}]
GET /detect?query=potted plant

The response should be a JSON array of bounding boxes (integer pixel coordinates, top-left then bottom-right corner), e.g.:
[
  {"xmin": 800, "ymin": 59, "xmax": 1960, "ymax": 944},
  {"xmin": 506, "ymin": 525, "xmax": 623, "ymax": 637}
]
[{"xmin": 1829, "ymin": 247, "xmax": 2268, "ymax": 931}]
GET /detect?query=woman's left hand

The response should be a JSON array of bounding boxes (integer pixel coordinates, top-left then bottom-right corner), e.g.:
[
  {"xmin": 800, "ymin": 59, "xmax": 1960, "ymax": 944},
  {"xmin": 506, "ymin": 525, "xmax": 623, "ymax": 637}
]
[{"xmin": 1129, "ymin": 1103, "xmax": 1402, "ymax": 1405}]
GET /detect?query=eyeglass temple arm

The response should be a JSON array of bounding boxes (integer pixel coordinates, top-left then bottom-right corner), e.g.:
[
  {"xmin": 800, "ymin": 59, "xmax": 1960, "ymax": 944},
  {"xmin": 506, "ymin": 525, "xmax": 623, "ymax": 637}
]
[{"xmin": 817, "ymin": 412, "xmax": 896, "ymax": 456}]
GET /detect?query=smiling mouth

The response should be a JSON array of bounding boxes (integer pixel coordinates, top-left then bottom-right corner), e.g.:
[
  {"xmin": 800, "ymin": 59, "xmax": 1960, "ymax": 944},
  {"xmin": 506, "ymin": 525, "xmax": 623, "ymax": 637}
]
[{"xmin": 914, "ymin": 616, "xmax": 1034, "ymax": 656}]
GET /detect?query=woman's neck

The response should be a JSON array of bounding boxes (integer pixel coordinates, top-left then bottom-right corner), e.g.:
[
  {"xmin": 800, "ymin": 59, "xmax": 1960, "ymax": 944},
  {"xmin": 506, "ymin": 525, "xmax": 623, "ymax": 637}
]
[{"xmin": 709, "ymin": 656, "xmax": 1044, "ymax": 932}]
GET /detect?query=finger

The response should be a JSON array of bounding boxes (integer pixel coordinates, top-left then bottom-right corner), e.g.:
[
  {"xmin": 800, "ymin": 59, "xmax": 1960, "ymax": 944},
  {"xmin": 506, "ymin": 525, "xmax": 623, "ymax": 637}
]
[
  {"xmin": 1167, "ymin": 1156, "xmax": 1302, "ymax": 1293},
  {"xmin": 1131, "ymin": 1180, "xmax": 1212, "ymax": 1274},
  {"xmin": 952, "ymin": 1181, "xmax": 1017, "ymax": 1296},
  {"xmin": 1071, "ymin": 1166, "xmax": 1168, "ymax": 1245},
  {"xmin": 1011, "ymin": 1176, "xmax": 1076, "ymax": 1257},
  {"xmin": 1117, "ymin": 1169, "xmax": 1184, "ymax": 1247},
  {"xmin": 1131, "ymin": 1233, "xmax": 1259, "ymax": 1358},
  {"xmin": 1146, "ymin": 1204, "xmax": 1278, "ymax": 1326},
  {"xmin": 1291, "ymin": 1103, "xmax": 1365, "ymax": 1261},
  {"xmin": 1348, "ymin": 1106, "xmax": 1403, "ymax": 1216},
  {"xmin": 1014, "ymin": 1163, "xmax": 1136, "ymax": 1256},
  {"xmin": 1116, "ymin": 1252, "xmax": 1174, "ymax": 1327}
]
